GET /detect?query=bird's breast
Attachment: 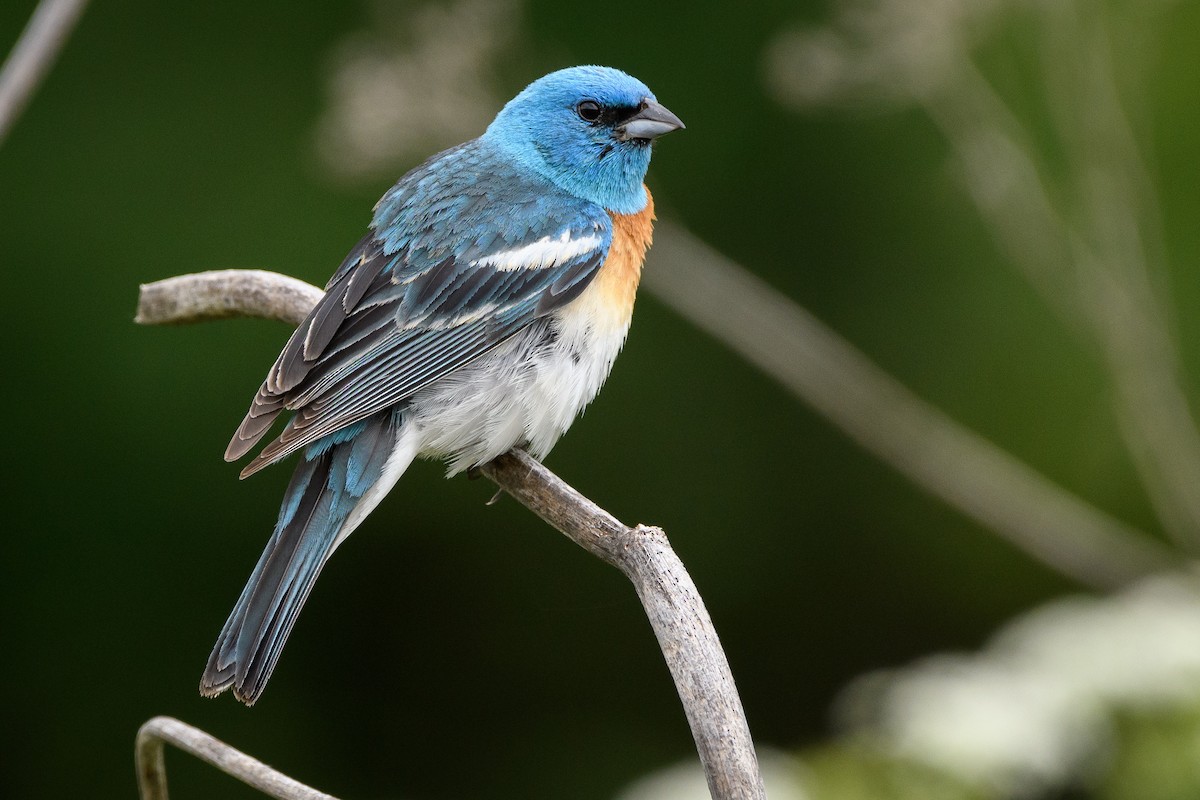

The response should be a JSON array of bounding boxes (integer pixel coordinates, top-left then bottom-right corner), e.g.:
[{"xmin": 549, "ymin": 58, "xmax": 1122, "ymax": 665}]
[
  {"xmin": 601, "ymin": 186, "xmax": 655, "ymax": 318},
  {"xmin": 563, "ymin": 186, "xmax": 655, "ymax": 336}
]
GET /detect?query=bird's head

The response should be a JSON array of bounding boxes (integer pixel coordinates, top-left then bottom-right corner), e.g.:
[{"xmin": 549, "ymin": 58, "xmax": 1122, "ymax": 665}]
[{"xmin": 484, "ymin": 66, "xmax": 684, "ymax": 214}]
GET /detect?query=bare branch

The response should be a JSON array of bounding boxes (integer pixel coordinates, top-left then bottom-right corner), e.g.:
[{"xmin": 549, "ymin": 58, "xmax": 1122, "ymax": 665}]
[
  {"xmin": 0, "ymin": 0, "xmax": 89, "ymax": 147},
  {"xmin": 480, "ymin": 451, "xmax": 765, "ymax": 800},
  {"xmin": 135, "ymin": 269, "xmax": 323, "ymax": 326},
  {"xmin": 136, "ymin": 716, "xmax": 338, "ymax": 800},
  {"xmin": 646, "ymin": 223, "xmax": 1177, "ymax": 590},
  {"xmin": 135, "ymin": 270, "xmax": 766, "ymax": 800}
]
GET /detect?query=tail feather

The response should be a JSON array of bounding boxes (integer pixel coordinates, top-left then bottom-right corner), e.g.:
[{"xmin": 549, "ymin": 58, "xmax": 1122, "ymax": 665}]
[{"xmin": 201, "ymin": 407, "xmax": 414, "ymax": 705}]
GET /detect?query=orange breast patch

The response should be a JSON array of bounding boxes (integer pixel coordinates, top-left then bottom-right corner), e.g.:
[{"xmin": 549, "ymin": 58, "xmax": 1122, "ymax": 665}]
[{"xmin": 596, "ymin": 186, "xmax": 656, "ymax": 318}]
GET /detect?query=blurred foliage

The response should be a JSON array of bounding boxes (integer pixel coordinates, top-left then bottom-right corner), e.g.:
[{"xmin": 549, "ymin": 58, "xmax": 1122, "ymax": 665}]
[
  {"xmin": 2, "ymin": 0, "xmax": 1200, "ymax": 798},
  {"xmin": 801, "ymin": 744, "xmax": 987, "ymax": 800},
  {"xmin": 1099, "ymin": 702, "xmax": 1200, "ymax": 800},
  {"xmin": 793, "ymin": 702, "xmax": 1200, "ymax": 800}
]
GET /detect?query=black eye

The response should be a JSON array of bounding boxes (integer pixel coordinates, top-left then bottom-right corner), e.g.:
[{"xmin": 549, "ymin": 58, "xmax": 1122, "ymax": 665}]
[{"xmin": 576, "ymin": 100, "xmax": 602, "ymax": 122}]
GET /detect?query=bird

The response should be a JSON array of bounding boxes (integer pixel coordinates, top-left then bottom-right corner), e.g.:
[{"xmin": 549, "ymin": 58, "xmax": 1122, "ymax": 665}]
[{"xmin": 199, "ymin": 65, "xmax": 683, "ymax": 704}]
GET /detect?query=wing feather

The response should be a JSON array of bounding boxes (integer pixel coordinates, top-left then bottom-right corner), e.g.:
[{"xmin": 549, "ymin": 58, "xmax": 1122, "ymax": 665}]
[{"xmin": 228, "ymin": 139, "xmax": 613, "ymax": 475}]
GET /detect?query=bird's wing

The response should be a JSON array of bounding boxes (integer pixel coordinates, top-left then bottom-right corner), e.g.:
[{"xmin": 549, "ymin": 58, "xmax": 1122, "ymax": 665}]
[{"xmin": 227, "ymin": 143, "xmax": 613, "ymax": 476}]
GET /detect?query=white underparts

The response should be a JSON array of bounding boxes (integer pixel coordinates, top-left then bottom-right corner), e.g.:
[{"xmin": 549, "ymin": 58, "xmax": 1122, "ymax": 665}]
[{"xmin": 406, "ymin": 277, "xmax": 631, "ymax": 474}]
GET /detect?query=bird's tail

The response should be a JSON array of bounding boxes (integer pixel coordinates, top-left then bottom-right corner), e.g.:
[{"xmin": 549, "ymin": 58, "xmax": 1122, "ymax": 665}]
[{"xmin": 200, "ymin": 408, "xmax": 416, "ymax": 705}]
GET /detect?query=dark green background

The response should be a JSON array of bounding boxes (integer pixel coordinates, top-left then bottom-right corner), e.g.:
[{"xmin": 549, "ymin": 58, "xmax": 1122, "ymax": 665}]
[{"xmin": 2, "ymin": 1, "xmax": 1198, "ymax": 797}]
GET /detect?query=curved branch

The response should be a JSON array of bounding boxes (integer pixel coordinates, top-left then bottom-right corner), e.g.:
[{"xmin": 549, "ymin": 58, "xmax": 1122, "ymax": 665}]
[
  {"xmin": 135, "ymin": 269, "xmax": 323, "ymax": 326},
  {"xmin": 136, "ymin": 716, "xmax": 338, "ymax": 800},
  {"xmin": 480, "ymin": 451, "xmax": 763, "ymax": 800},
  {"xmin": 135, "ymin": 271, "xmax": 766, "ymax": 800}
]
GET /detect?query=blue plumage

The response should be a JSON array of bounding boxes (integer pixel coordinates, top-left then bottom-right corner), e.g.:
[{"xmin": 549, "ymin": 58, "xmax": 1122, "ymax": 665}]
[
  {"xmin": 485, "ymin": 66, "xmax": 657, "ymax": 214},
  {"xmin": 201, "ymin": 66, "xmax": 682, "ymax": 704},
  {"xmin": 204, "ymin": 409, "xmax": 404, "ymax": 702}
]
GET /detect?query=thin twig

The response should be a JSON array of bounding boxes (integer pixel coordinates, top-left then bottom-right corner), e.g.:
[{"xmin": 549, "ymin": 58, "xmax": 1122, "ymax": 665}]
[
  {"xmin": 135, "ymin": 270, "xmax": 766, "ymax": 800},
  {"xmin": 646, "ymin": 223, "xmax": 1176, "ymax": 589},
  {"xmin": 0, "ymin": 0, "xmax": 89, "ymax": 147},
  {"xmin": 1036, "ymin": 3, "xmax": 1200, "ymax": 548},
  {"xmin": 919, "ymin": 36, "xmax": 1200, "ymax": 551},
  {"xmin": 136, "ymin": 716, "xmax": 338, "ymax": 800},
  {"xmin": 760, "ymin": 1, "xmax": 1198, "ymax": 563}
]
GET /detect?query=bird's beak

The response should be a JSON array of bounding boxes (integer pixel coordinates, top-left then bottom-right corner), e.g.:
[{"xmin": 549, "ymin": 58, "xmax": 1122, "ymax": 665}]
[{"xmin": 616, "ymin": 99, "xmax": 685, "ymax": 142}]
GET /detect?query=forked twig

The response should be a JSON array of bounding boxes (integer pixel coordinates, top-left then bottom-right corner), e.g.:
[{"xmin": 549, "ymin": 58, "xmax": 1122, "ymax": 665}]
[
  {"xmin": 134, "ymin": 270, "xmax": 766, "ymax": 800},
  {"xmin": 920, "ymin": 39, "xmax": 1200, "ymax": 551},
  {"xmin": 759, "ymin": 1, "xmax": 1194, "ymax": 568}
]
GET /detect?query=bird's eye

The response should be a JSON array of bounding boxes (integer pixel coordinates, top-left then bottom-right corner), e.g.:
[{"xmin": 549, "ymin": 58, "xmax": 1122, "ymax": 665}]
[{"xmin": 576, "ymin": 100, "xmax": 602, "ymax": 122}]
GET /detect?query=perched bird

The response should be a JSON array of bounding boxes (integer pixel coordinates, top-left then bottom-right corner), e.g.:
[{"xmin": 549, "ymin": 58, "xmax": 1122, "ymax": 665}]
[{"xmin": 199, "ymin": 66, "xmax": 683, "ymax": 704}]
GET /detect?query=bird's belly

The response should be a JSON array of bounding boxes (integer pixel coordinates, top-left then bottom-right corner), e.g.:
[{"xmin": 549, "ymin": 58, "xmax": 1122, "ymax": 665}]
[{"xmin": 408, "ymin": 297, "xmax": 631, "ymax": 474}]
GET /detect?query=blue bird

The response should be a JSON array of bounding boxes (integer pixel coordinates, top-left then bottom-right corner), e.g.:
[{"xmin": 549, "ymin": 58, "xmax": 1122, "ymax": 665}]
[{"xmin": 199, "ymin": 66, "xmax": 683, "ymax": 704}]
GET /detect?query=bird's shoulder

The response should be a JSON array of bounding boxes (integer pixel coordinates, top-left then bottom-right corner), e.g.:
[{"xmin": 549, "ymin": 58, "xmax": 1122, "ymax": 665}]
[{"xmin": 361, "ymin": 139, "xmax": 612, "ymax": 275}]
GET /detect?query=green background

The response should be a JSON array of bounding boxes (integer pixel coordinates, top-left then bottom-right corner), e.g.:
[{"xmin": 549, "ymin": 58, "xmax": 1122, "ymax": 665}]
[{"xmin": 2, "ymin": 0, "xmax": 1198, "ymax": 797}]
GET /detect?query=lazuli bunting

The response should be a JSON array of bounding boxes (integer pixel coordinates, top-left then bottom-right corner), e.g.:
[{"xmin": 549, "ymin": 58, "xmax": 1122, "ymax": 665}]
[{"xmin": 199, "ymin": 66, "xmax": 683, "ymax": 704}]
